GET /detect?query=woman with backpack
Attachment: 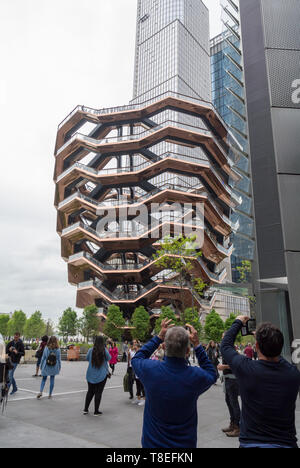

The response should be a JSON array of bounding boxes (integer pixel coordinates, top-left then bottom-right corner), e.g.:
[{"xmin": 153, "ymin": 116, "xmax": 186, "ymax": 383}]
[
  {"xmin": 83, "ymin": 336, "xmax": 111, "ymax": 416},
  {"xmin": 37, "ymin": 336, "xmax": 61, "ymax": 400},
  {"xmin": 33, "ymin": 335, "xmax": 48, "ymax": 378}
]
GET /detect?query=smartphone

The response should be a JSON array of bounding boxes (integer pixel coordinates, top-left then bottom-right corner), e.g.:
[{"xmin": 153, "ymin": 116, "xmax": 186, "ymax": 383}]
[{"xmin": 241, "ymin": 319, "xmax": 257, "ymax": 337}]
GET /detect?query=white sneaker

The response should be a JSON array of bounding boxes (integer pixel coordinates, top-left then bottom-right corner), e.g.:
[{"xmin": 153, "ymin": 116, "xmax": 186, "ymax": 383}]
[
  {"xmin": 138, "ymin": 400, "xmax": 145, "ymax": 406},
  {"xmin": 131, "ymin": 399, "xmax": 139, "ymax": 404}
]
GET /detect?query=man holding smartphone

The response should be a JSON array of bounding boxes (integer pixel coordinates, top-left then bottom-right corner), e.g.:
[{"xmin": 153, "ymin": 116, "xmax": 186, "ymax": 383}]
[
  {"xmin": 221, "ymin": 317, "xmax": 300, "ymax": 448},
  {"xmin": 131, "ymin": 320, "xmax": 217, "ymax": 448}
]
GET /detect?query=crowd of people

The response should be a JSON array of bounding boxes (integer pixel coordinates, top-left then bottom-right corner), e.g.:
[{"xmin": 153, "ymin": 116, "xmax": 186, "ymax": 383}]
[{"xmin": 1, "ymin": 316, "xmax": 300, "ymax": 449}]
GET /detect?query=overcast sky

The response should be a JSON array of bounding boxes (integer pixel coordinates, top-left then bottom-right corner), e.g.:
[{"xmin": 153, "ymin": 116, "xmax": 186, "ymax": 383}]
[{"xmin": 0, "ymin": 0, "xmax": 222, "ymax": 324}]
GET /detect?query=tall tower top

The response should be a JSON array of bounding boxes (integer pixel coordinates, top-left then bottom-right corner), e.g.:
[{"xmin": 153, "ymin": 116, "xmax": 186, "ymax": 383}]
[{"xmin": 132, "ymin": 0, "xmax": 211, "ymax": 104}]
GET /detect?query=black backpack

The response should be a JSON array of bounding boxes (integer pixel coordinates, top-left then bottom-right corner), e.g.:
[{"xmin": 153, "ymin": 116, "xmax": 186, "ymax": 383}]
[{"xmin": 46, "ymin": 352, "xmax": 57, "ymax": 367}]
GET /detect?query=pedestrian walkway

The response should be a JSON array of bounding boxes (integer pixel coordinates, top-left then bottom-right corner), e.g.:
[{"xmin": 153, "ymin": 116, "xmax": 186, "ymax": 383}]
[{"xmin": 1, "ymin": 362, "xmax": 299, "ymax": 448}]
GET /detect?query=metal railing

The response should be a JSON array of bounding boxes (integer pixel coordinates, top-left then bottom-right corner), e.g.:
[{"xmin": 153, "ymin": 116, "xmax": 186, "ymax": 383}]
[
  {"xmin": 58, "ymin": 91, "xmax": 214, "ymax": 130},
  {"xmin": 69, "ymin": 251, "xmax": 147, "ymax": 271},
  {"xmin": 62, "ymin": 213, "xmax": 203, "ymax": 239},
  {"xmin": 204, "ymin": 228, "xmax": 233, "ymax": 256},
  {"xmin": 70, "ymin": 248, "xmax": 228, "ymax": 283},
  {"xmin": 59, "ymin": 185, "xmax": 239, "ymax": 235},
  {"xmin": 56, "ymin": 119, "xmax": 213, "ymax": 156},
  {"xmin": 78, "ymin": 277, "xmax": 191, "ymax": 302}
]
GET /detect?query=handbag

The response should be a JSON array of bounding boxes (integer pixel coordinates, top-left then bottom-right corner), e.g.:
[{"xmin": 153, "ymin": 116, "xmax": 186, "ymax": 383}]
[
  {"xmin": 35, "ymin": 349, "xmax": 43, "ymax": 359},
  {"xmin": 123, "ymin": 372, "xmax": 130, "ymax": 392}
]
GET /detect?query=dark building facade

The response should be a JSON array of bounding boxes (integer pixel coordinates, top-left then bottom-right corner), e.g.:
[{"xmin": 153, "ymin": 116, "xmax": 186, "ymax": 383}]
[{"xmin": 239, "ymin": 0, "xmax": 300, "ymax": 354}]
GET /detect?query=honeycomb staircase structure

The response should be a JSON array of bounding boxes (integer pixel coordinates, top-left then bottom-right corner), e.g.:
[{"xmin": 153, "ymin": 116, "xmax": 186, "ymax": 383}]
[{"xmin": 54, "ymin": 93, "xmax": 241, "ymax": 317}]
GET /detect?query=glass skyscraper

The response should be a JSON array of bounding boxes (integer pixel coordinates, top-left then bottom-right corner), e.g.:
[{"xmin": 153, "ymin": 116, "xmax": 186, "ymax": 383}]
[
  {"xmin": 132, "ymin": 0, "xmax": 211, "ymax": 103},
  {"xmin": 210, "ymin": 0, "xmax": 255, "ymax": 283},
  {"xmin": 131, "ymin": 0, "xmax": 216, "ymax": 207}
]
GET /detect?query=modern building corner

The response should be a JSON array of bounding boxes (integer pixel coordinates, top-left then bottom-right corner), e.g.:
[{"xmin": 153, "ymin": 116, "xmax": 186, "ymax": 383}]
[{"xmin": 239, "ymin": 0, "xmax": 300, "ymax": 355}]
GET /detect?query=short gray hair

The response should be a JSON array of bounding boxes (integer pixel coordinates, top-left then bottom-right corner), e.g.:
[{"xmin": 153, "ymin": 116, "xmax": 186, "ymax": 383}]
[{"xmin": 165, "ymin": 327, "xmax": 189, "ymax": 358}]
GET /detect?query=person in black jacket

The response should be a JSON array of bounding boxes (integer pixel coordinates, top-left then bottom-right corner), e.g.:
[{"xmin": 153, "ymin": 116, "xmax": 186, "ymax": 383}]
[
  {"xmin": 0, "ymin": 334, "xmax": 13, "ymax": 412},
  {"xmin": 6, "ymin": 333, "xmax": 25, "ymax": 395},
  {"xmin": 206, "ymin": 341, "xmax": 220, "ymax": 382},
  {"xmin": 218, "ymin": 333, "xmax": 241, "ymax": 438},
  {"xmin": 221, "ymin": 317, "xmax": 300, "ymax": 448}
]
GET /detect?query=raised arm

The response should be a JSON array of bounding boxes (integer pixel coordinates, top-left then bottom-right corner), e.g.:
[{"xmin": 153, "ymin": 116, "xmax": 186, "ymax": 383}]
[
  {"xmin": 187, "ymin": 325, "xmax": 217, "ymax": 387},
  {"xmin": 132, "ymin": 318, "xmax": 173, "ymax": 378},
  {"xmin": 220, "ymin": 317, "xmax": 250, "ymax": 375},
  {"xmin": 132, "ymin": 336, "xmax": 162, "ymax": 362}
]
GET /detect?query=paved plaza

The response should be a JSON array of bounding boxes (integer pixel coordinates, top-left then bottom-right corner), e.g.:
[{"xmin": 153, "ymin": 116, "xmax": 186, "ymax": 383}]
[{"xmin": 0, "ymin": 361, "xmax": 299, "ymax": 448}]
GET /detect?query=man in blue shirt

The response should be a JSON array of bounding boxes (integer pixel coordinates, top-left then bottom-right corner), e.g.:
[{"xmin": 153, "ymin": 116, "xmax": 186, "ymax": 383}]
[
  {"xmin": 221, "ymin": 316, "xmax": 300, "ymax": 448},
  {"xmin": 131, "ymin": 319, "xmax": 217, "ymax": 448}
]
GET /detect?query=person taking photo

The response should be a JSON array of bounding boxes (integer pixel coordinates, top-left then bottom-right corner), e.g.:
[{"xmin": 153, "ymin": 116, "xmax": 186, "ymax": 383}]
[
  {"xmin": 131, "ymin": 320, "xmax": 217, "ymax": 448},
  {"xmin": 221, "ymin": 316, "xmax": 300, "ymax": 448}
]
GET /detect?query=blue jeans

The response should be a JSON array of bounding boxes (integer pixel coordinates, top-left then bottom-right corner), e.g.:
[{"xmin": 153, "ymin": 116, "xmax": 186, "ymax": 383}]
[
  {"xmin": 40, "ymin": 376, "xmax": 55, "ymax": 395},
  {"xmin": 8, "ymin": 363, "xmax": 18, "ymax": 393}
]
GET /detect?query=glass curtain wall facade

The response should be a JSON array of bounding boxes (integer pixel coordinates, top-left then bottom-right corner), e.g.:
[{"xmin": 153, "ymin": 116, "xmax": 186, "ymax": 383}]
[
  {"xmin": 131, "ymin": 0, "xmax": 213, "ymax": 193},
  {"xmin": 132, "ymin": 0, "xmax": 211, "ymax": 103},
  {"xmin": 210, "ymin": 0, "xmax": 255, "ymax": 283}
]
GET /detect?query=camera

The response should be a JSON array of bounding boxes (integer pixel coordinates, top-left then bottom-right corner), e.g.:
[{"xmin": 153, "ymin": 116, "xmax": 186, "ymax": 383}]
[{"xmin": 241, "ymin": 319, "xmax": 257, "ymax": 337}]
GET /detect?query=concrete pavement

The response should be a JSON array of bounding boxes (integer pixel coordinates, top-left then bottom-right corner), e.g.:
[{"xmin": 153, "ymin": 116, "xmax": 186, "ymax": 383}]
[{"xmin": 0, "ymin": 362, "xmax": 299, "ymax": 448}]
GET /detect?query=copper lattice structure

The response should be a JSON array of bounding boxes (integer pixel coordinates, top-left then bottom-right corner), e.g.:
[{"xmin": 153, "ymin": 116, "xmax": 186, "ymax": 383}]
[{"xmin": 54, "ymin": 93, "xmax": 241, "ymax": 317}]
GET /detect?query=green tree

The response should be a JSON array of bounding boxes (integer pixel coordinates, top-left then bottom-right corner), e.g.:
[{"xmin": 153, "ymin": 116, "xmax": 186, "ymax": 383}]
[
  {"xmin": 154, "ymin": 235, "xmax": 206, "ymax": 316},
  {"xmin": 0, "ymin": 314, "xmax": 10, "ymax": 338},
  {"xmin": 241, "ymin": 335, "xmax": 256, "ymax": 346},
  {"xmin": 236, "ymin": 260, "xmax": 256, "ymax": 315},
  {"xmin": 236, "ymin": 260, "xmax": 252, "ymax": 283},
  {"xmin": 7, "ymin": 310, "xmax": 27, "ymax": 338},
  {"xmin": 78, "ymin": 305, "xmax": 100, "ymax": 343},
  {"xmin": 224, "ymin": 313, "xmax": 241, "ymax": 344},
  {"xmin": 204, "ymin": 309, "xmax": 224, "ymax": 343},
  {"xmin": 179, "ymin": 308, "xmax": 202, "ymax": 336},
  {"xmin": 131, "ymin": 306, "xmax": 150, "ymax": 342},
  {"xmin": 58, "ymin": 308, "xmax": 78, "ymax": 342},
  {"xmin": 45, "ymin": 319, "xmax": 55, "ymax": 337},
  {"xmin": 103, "ymin": 305, "xmax": 126, "ymax": 342},
  {"xmin": 24, "ymin": 311, "xmax": 46, "ymax": 340},
  {"xmin": 193, "ymin": 277, "xmax": 207, "ymax": 297},
  {"xmin": 154, "ymin": 306, "xmax": 178, "ymax": 335}
]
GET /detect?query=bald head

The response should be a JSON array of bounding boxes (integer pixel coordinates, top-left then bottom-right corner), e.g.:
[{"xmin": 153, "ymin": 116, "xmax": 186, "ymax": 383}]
[{"xmin": 165, "ymin": 327, "xmax": 189, "ymax": 358}]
